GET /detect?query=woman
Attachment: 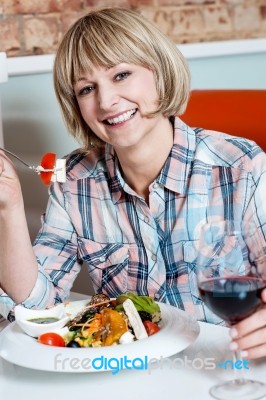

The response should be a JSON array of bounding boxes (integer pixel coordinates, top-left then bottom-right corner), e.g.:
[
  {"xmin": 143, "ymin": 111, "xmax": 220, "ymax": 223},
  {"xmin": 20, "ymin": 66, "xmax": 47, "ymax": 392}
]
[{"xmin": 0, "ymin": 8, "xmax": 266, "ymax": 359}]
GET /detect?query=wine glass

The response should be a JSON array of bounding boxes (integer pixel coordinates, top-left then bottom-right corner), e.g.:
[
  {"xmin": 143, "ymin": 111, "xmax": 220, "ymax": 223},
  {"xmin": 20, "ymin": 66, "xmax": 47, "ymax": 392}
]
[{"xmin": 196, "ymin": 220, "xmax": 266, "ymax": 400}]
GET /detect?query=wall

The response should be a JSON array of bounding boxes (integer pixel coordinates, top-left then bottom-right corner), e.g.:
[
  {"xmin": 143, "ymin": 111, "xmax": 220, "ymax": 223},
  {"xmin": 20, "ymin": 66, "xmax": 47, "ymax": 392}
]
[
  {"xmin": 1, "ymin": 0, "xmax": 266, "ymax": 57},
  {"xmin": 189, "ymin": 51, "xmax": 266, "ymax": 88}
]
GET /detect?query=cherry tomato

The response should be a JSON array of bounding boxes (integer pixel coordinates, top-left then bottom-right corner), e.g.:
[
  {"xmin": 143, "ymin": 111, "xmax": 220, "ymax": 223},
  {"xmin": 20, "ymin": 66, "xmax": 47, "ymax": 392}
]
[
  {"xmin": 143, "ymin": 320, "xmax": 160, "ymax": 336},
  {"xmin": 38, "ymin": 332, "xmax": 65, "ymax": 347},
  {"xmin": 40, "ymin": 152, "xmax": 56, "ymax": 185}
]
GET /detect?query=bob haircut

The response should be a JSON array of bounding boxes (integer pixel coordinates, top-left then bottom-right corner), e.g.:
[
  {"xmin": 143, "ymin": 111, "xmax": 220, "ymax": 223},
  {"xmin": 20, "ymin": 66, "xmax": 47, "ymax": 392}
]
[{"xmin": 53, "ymin": 7, "xmax": 191, "ymax": 150}]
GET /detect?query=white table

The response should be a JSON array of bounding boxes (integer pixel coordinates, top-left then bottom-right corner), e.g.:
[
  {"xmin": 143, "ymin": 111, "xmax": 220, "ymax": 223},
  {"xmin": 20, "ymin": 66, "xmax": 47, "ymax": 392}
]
[{"xmin": 0, "ymin": 294, "xmax": 265, "ymax": 400}]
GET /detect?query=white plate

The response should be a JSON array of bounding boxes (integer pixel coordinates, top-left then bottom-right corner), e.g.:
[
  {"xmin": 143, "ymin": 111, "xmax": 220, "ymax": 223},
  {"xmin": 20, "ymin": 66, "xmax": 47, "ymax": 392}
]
[{"xmin": 0, "ymin": 302, "xmax": 200, "ymax": 373}]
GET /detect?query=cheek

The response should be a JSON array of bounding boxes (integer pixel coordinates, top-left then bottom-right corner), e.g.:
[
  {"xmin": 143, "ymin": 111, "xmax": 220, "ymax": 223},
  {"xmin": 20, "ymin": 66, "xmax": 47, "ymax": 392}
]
[
  {"xmin": 78, "ymin": 102, "xmax": 95, "ymax": 125},
  {"xmin": 139, "ymin": 75, "xmax": 159, "ymax": 105}
]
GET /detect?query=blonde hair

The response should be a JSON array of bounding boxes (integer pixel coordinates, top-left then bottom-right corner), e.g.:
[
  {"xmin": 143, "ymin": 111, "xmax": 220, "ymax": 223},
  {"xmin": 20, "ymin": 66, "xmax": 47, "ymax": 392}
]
[{"xmin": 53, "ymin": 8, "xmax": 191, "ymax": 150}]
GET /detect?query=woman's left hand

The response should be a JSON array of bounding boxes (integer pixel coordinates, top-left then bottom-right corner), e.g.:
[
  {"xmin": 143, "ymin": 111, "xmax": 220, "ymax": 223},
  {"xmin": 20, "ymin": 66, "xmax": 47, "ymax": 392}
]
[{"xmin": 229, "ymin": 288, "xmax": 266, "ymax": 359}]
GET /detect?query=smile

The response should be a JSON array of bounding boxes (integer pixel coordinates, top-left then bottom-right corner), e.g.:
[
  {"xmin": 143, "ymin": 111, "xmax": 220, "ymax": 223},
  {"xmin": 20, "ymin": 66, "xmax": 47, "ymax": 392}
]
[{"xmin": 105, "ymin": 109, "xmax": 137, "ymax": 125}]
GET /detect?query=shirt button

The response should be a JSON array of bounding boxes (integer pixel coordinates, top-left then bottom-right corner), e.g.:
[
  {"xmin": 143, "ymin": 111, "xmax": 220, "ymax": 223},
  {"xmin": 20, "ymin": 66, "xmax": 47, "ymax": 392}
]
[
  {"xmin": 99, "ymin": 256, "xmax": 105, "ymax": 262},
  {"xmin": 153, "ymin": 182, "xmax": 159, "ymax": 189},
  {"xmin": 151, "ymin": 254, "xmax": 157, "ymax": 262},
  {"xmin": 144, "ymin": 216, "xmax": 149, "ymax": 223},
  {"xmin": 154, "ymin": 293, "xmax": 160, "ymax": 301}
]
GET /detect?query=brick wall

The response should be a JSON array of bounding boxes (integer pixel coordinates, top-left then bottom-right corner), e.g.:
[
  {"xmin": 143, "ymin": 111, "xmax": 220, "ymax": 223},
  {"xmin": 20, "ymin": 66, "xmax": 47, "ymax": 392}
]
[{"xmin": 0, "ymin": 0, "xmax": 266, "ymax": 57}]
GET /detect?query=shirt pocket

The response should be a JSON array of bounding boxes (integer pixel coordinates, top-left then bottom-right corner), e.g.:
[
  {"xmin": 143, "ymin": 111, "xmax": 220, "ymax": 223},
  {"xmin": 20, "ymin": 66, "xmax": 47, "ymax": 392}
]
[{"xmin": 77, "ymin": 238, "xmax": 129, "ymax": 297}]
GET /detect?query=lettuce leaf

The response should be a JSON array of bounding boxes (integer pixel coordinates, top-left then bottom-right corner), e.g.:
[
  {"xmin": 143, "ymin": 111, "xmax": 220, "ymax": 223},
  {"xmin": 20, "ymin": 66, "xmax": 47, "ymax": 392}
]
[{"xmin": 115, "ymin": 292, "xmax": 160, "ymax": 314}]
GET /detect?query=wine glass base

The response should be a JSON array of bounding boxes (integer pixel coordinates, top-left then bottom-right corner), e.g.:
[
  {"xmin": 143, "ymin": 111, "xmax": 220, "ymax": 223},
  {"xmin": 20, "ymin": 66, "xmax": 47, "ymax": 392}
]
[{"xmin": 210, "ymin": 379, "xmax": 266, "ymax": 400}]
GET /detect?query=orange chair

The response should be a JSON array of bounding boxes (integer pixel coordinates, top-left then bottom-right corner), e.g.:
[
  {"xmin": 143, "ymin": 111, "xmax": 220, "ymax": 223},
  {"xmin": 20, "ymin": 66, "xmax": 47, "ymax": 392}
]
[{"xmin": 181, "ymin": 90, "xmax": 266, "ymax": 151}]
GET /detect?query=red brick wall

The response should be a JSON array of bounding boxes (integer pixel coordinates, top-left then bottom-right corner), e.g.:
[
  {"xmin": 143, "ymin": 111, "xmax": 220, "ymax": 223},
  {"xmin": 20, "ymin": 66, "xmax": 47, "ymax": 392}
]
[{"xmin": 1, "ymin": 0, "xmax": 266, "ymax": 57}]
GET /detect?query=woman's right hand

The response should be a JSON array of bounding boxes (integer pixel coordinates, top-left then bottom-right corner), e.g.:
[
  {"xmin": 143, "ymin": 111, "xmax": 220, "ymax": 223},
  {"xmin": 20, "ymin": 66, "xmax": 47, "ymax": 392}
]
[
  {"xmin": 0, "ymin": 151, "xmax": 23, "ymax": 212},
  {"xmin": 0, "ymin": 151, "xmax": 38, "ymax": 304}
]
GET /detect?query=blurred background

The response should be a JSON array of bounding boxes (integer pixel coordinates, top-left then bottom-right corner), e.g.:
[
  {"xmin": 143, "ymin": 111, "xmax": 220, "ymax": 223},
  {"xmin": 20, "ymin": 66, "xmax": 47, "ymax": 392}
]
[{"xmin": 0, "ymin": 0, "xmax": 266, "ymax": 294}]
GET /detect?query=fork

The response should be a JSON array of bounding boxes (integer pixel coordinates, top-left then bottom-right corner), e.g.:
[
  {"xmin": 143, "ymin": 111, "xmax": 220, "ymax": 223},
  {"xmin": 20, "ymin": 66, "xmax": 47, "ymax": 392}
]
[{"xmin": 0, "ymin": 147, "xmax": 55, "ymax": 172}]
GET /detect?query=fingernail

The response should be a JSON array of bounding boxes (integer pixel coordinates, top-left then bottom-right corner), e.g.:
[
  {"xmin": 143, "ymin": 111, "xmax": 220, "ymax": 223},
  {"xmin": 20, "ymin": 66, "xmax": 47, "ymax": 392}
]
[
  {"xmin": 229, "ymin": 341, "xmax": 238, "ymax": 351},
  {"xmin": 241, "ymin": 350, "xmax": 248, "ymax": 358},
  {"xmin": 229, "ymin": 328, "xmax": 238, "ymax": 339}
]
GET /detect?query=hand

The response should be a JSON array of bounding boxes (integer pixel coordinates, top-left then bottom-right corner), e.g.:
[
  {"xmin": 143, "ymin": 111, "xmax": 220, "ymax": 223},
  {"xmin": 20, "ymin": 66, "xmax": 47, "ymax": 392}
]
[
  {"xmin": 229, "ymin": 288, "xmax": 266, "ymax": 359},
  {"xmin": 0, "ymin": 151, "xmax": 23, "ymax": 211}
]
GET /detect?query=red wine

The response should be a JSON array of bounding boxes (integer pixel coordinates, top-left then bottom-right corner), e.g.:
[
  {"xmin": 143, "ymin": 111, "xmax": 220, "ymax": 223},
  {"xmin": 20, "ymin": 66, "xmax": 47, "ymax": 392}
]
[{"xmin": 199, "ymin": 276, "xmax": 266, "ymax": 324}]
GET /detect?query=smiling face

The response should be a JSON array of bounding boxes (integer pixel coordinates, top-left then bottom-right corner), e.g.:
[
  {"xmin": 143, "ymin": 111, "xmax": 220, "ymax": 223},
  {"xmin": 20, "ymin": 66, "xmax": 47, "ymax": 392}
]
[
  {"xmin": 54, "ymin": 9, "xmax": 191, "ymax": 150},
  {"xmin": 73, "ymin": 63, "xmax": 171, "ymax": 151}
]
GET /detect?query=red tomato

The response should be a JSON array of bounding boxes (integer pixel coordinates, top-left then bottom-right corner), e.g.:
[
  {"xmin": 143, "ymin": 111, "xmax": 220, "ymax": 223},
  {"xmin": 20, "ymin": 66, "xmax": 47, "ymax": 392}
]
[
  {"xmin": 143, "ymin": 320, "xmax": 160, "ymax": 336},
  {"xmin": 38, "ymin": 332, "xmax": 65, "ymax": 347},
  {"xmin": 40, "ymin": 152, "xmax": 56, "ymax": 185}
]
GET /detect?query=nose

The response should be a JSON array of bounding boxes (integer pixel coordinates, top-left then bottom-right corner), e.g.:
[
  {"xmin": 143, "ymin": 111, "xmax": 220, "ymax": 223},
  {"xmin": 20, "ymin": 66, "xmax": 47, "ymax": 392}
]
[{"xmin": 97, "ymin": 84, "xmax": 119, "ymax": 111}]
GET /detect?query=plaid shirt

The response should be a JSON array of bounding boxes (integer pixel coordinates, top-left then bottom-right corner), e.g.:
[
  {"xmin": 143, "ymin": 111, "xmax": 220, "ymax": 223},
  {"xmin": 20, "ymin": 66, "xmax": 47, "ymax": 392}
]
[{"xmin": 1, "ymin": 117, "xmax": 266, "ymax": 322}]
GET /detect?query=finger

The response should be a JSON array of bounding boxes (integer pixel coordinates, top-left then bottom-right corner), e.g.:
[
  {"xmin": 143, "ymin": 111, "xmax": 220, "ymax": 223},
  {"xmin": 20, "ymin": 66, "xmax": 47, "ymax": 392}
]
[
  {"xmin": 0, "ymin": 156, "xmax": 4, "ymax": 174},
  {"xmin": 241, "ymin": 343, "xmax": 266, "ymax": 360},
  {"xmin": 262, "ymin": 288, "xmax": 266, "ymax": 303},
  {"xmin": 230, "ymin": 307, "xmax": 266, "ymax": 339},
  {"xmin": 0, "ymin": 152, "xmax": 17, "ymax": 177},
  {"xmin": 230, "ymin": 325, "xmax": 266, "ymax": 352}
]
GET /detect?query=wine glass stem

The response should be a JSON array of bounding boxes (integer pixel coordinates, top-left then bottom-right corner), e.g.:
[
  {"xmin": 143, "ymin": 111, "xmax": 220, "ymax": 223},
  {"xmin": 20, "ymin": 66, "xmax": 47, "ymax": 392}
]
[{"xmin": 233, "ymin": 350, "xmax": 246, "ymax": 383}]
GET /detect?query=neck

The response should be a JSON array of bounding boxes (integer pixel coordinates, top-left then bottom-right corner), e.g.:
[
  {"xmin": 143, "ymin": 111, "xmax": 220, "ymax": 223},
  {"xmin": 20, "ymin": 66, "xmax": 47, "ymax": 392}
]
[{"xmin": 115, "ymin": 118, "xmax": 174, "ymax": 202}]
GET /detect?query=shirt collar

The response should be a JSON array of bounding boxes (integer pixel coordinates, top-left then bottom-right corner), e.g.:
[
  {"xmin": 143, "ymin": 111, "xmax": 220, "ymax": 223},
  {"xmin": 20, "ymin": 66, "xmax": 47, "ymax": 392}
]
[
  {"xmin": 105, "ymin": 145, "xmax": 123, "ymax": 204},
  {"xmin": 157, "ymin": 117, "xmax": 196, "ymax": 194}
]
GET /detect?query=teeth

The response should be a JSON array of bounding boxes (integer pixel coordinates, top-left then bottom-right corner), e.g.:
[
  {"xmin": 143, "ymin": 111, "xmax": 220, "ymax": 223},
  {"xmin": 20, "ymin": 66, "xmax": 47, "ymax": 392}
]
[{"xmin": 107, "ymin": 109, "xmax": 136, "ymax": 125}]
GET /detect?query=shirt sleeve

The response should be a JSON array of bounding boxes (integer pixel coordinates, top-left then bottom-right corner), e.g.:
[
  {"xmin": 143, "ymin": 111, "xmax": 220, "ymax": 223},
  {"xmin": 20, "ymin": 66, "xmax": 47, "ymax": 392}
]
[{"xmin": 0, "ymin": 181, "xmax": 82, "ymax": 320}]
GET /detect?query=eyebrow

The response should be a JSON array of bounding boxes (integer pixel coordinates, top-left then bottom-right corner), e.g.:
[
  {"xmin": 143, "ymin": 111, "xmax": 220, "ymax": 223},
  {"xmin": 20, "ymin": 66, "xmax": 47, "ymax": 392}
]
[
  {"xmin": 75, "ymin": 77, "xmax": 89, "ymax": 83},
  {"xmin": 74, "ymin": 64, "xmax": 129, "ymax": 84},
  {"xmin": 75, "ymin": 66, "xmax": 111, "ymax": 84}
]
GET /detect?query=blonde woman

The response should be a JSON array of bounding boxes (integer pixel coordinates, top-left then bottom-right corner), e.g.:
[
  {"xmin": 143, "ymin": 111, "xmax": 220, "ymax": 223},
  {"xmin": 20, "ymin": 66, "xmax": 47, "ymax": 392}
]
[{"xmin": 0, "ymin": 8, "xmax": 266, "ymax": 360}]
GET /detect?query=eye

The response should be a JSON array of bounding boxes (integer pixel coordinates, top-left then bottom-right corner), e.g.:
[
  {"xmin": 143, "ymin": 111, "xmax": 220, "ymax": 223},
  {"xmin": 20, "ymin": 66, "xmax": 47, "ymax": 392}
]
[
  {"xmin": 114, "ymin": 71, "xmax": 131, "ymax": 81},
  {"xmin": 77, "ymin": 85, "xmax": 95, "ymax": 96}
]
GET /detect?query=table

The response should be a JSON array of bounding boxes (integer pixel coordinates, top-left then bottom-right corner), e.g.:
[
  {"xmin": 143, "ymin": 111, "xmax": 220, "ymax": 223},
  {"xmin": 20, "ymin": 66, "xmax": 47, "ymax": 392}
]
[{"xmin": 0, "ymin": 293, "xmax": 265, "ymax": 400}]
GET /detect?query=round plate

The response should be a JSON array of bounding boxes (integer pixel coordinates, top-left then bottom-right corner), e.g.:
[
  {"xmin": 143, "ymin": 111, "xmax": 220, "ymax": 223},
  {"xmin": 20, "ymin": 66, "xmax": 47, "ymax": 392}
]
[{"xmin": 0, "ymin": 302, "xmax": 200, "ymax": 373}]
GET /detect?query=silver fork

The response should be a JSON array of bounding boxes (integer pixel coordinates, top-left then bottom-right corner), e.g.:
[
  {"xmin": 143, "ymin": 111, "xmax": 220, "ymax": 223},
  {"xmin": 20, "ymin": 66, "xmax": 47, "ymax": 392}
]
[{"xmin": 0, "ymin": 147, "xmax": 55, "ymax": 172}]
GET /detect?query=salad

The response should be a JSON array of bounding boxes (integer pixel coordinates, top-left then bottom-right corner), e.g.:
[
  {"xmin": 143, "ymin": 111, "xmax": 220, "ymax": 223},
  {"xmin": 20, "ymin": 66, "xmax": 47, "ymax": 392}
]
[{"xmin": 38, "ymin": 293, "xmax": 161, "ymax": 348}]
